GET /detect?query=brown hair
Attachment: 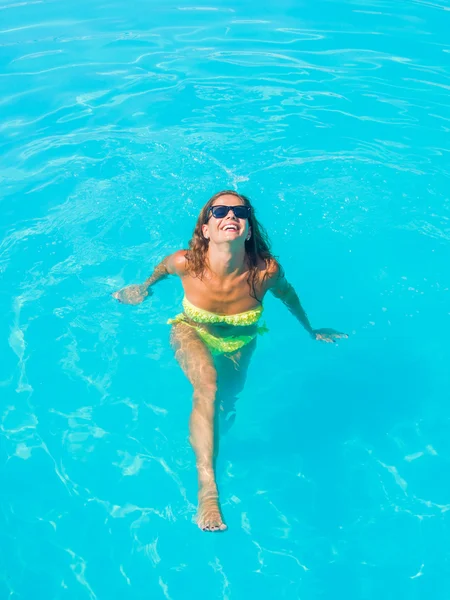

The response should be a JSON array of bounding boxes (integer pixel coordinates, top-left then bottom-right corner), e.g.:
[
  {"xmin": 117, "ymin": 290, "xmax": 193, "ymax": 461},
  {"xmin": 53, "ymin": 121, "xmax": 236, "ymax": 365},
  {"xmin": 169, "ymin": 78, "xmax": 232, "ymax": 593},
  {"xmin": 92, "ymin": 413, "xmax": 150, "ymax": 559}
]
[{"xmin": 185, "ymin": 190, "xmax": 280, "ymax": 302}]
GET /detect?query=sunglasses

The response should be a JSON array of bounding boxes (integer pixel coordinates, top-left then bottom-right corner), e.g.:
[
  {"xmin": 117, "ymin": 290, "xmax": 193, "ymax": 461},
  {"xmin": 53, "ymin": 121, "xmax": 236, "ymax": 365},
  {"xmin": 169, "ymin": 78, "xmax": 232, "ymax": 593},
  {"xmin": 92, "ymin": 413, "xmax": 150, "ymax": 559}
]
[{"xmin": 208, "ymin": 205, "xmax": 251, "ymax": 220}]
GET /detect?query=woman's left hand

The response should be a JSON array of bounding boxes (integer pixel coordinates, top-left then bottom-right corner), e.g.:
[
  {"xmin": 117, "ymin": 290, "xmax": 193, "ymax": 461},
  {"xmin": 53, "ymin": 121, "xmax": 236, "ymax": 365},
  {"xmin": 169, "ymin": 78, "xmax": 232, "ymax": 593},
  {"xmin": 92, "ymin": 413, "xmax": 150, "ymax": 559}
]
[{"xmin": 311, "ymin": 328, "xmax": 348, "ymax": 343}]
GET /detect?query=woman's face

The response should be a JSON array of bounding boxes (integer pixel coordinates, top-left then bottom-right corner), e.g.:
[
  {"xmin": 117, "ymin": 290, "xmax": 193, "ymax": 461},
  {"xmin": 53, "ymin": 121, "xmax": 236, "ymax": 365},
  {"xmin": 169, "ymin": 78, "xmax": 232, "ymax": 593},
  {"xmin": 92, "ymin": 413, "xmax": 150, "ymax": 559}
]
[{"xmin": 201, "ymin": 195, "xmax": 251, "ymax": 246}]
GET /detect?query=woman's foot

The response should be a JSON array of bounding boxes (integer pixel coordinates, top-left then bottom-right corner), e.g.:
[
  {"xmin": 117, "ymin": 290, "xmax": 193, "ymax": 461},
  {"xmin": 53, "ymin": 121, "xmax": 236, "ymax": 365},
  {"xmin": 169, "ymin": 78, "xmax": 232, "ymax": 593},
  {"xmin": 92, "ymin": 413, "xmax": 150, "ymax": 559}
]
[{"xmin": 197, "ymin": 486, "xmax": 227, "ymax": 532}]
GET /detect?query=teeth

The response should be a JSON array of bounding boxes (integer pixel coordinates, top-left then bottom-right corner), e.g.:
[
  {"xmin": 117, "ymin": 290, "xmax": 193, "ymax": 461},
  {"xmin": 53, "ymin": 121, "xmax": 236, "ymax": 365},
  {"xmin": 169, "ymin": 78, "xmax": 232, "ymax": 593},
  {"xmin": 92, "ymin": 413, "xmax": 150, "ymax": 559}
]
[{"xmin": 224, "ymin": 226, "xmax": 237, "ymax": 231}]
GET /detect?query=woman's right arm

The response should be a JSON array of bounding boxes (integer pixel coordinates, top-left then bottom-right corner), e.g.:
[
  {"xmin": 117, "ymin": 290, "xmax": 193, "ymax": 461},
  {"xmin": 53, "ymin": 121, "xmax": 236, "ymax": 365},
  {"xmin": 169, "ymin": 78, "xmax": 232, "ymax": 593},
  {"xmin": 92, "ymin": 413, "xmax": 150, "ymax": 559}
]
[{"xmin": 113, "ymin": 250, "xmax": 187, "ymax": 305}]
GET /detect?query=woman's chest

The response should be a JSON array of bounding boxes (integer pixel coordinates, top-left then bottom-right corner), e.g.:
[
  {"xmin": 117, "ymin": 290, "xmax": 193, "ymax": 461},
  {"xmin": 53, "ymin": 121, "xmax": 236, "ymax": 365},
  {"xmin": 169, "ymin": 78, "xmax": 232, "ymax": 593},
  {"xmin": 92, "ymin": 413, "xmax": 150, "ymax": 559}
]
[{"xmin": 181, "ymin": 273, "xmax": 261, "ymax": 314}]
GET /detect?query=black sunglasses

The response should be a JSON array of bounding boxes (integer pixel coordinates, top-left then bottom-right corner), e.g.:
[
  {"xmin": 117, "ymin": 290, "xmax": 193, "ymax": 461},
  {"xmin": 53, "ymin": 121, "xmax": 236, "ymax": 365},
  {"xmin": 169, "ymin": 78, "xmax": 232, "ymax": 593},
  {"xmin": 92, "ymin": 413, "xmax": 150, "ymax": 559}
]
[{"xmin": 208, "ymin": 205, "xmax": 251, "ymax": 220}]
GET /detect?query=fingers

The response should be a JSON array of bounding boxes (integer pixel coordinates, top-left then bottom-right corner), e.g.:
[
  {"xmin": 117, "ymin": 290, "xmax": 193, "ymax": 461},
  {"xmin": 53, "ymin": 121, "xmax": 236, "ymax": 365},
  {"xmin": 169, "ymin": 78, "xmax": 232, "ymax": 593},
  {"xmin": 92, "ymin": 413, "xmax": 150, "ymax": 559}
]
[
  {"xmin": 112, "ymin": 292, "xmax": 137, "ymax": 305},
  {"xmin": 315, "ymin": 335, "xmax": 335, "ymax": 343},
  {"xmin": 112, "ymin": 286, "xmax": 148, "ymax": 305},
  {"xmin": 112, "ymin": 291, "xmax": 127, "ymax": 303},
  {"xmin": 315, "ymin": 332, "xmax": 348, "ymax": 342},
  {"xmin": 112, "ymin": 293, "xmax": 126, "ymax": 304}
]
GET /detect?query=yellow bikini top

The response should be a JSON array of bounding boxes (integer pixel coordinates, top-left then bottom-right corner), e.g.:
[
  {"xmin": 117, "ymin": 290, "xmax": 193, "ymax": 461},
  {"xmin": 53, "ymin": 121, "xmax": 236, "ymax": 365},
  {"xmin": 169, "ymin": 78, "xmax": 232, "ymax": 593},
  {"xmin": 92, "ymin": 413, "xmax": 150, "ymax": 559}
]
[{"xmin": 183, "ymin": 297, "xmax": 263, "ymax": 326}]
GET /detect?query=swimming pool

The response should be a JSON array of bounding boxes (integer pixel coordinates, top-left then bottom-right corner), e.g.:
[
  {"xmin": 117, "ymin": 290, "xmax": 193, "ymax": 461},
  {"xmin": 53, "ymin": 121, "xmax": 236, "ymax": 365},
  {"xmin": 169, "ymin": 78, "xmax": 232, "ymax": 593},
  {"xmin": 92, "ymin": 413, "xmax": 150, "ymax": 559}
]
[{"xmin": 1, "ymin": 0, "xmax": 450, "ymax": 597}]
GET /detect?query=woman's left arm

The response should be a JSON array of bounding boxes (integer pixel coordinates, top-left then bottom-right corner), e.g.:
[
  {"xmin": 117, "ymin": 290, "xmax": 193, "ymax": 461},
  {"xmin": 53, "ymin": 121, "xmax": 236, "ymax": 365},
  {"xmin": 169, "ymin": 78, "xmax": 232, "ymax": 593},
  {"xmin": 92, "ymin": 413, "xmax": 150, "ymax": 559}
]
[{"xmin": 265, "ymin": 263, "xmax": 347, "ymax": 343}]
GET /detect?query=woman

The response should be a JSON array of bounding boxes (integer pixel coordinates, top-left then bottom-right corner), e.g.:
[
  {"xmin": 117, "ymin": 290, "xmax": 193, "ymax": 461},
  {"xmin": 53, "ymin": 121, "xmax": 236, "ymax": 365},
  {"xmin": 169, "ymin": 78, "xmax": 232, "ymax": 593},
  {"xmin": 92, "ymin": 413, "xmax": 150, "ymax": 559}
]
[{"xmin": 113, "ymin": 190, "xmax": 347, "ymax": 532}]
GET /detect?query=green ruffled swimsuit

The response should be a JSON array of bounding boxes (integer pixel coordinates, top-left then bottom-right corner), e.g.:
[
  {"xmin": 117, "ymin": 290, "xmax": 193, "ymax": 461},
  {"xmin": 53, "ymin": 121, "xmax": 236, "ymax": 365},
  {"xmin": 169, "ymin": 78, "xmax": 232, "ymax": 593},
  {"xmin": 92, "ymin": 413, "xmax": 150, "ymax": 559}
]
[{"xmin": 168, "ymin": 297, "xmax": 267, "ymax": 355}]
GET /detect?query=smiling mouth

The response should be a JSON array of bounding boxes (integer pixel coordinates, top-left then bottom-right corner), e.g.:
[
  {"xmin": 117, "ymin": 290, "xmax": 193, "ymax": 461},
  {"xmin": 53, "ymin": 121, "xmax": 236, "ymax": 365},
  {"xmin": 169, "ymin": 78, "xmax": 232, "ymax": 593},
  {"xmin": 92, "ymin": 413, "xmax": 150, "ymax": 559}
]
[{"xmin": 222, "ymin": 225, "xmax": 239, "ymax": 232}]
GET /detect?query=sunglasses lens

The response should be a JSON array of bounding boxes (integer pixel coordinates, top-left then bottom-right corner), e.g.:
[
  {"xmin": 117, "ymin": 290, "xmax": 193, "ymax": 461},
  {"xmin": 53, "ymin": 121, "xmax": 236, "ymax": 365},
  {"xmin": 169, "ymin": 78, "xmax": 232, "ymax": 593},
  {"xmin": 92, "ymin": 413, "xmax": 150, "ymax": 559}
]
[
  {"xmin": 233, "ymin": 206, "xmax": 249, "ymax": 219},
  {"xmin": 211, "ymin": 206, "xmax": 228, "ymax": 218}
]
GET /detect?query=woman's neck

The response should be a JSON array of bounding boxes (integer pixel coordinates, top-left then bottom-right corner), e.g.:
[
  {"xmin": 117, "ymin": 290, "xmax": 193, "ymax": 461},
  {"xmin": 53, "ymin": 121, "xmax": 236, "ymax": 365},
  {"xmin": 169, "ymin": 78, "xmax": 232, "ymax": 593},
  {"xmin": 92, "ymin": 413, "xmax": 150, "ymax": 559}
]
[{"xmin": 207, "ymin": 244, "xmax": 247, "ymax": 277}]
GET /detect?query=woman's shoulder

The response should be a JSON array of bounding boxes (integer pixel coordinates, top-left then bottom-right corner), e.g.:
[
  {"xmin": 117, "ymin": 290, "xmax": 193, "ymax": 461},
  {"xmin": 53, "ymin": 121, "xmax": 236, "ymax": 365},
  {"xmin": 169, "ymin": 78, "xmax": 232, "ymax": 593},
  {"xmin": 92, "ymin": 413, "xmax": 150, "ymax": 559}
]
[
  {"xmin": 257, "ymin": 256, "xmax": 284, "ymax": 292},
  {"xmin": 166, "ymin": 250, "xmax": 188, "ymax": 275},
  {"xmin": 258, "ymin": 256, "xmax": 282, "ymax": 278}
]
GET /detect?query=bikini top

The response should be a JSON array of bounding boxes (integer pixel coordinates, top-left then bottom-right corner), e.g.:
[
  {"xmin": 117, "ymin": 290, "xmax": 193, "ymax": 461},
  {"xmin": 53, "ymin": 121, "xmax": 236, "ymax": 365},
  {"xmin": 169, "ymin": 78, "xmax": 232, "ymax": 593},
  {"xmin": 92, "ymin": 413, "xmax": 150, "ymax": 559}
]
[{"xmin": 182, "ymin": 297, "xmax": 263, "ymax": 326}]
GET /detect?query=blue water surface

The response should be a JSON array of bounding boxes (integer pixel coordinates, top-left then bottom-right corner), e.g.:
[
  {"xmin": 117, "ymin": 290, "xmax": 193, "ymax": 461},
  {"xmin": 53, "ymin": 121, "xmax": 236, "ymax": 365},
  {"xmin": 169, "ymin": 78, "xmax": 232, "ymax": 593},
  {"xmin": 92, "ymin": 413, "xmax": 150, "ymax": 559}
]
[{"xmin": 1, "ymin": 0, "xmax": 450, "ymax": 598}]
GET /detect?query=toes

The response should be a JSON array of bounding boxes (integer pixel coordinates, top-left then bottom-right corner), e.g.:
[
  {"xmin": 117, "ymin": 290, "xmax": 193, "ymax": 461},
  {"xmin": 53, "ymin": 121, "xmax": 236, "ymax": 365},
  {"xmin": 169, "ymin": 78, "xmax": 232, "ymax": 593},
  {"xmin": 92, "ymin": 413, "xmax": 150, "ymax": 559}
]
[
  {"xmin": 204, "ymin": 520, "xmax": 217, "ymax": 532},
  {"xmin": 198, "ymin": 517, "xmax": 226, "ymax": 532}
]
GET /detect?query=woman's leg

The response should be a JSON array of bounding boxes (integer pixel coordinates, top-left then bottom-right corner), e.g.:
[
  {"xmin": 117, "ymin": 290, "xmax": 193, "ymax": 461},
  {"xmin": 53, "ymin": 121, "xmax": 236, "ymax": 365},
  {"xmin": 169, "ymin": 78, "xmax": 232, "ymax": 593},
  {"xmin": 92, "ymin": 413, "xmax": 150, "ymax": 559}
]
[
  {"xmin": 216, "ymin": 339, "xmax": 256, "ymax": 434},
  {"xmin": 170, "ymin": 323, "xmax": 226, "ymax": 532}
]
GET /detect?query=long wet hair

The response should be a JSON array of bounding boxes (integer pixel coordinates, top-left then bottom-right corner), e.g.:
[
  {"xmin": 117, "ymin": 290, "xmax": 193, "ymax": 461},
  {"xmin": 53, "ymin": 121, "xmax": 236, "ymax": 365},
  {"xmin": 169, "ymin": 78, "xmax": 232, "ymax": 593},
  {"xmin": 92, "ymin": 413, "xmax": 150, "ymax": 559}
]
[{"xmin": 185, "ymin": 190, "xmax": 280, "ymax": 302}]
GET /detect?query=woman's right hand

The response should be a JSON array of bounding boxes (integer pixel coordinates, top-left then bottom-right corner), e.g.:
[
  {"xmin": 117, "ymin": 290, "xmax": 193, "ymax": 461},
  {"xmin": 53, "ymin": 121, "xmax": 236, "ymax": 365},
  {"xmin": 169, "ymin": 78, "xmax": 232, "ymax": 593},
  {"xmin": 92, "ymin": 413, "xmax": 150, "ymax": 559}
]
[{"xmin": 112, "ymin": 284, "xmax": 150, "ymax": 305}]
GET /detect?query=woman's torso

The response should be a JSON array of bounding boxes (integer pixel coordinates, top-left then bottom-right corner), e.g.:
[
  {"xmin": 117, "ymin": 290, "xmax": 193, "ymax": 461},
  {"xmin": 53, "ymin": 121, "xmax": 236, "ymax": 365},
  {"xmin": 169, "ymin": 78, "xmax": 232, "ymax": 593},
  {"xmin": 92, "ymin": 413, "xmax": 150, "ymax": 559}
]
[{"xmin": 178, "ymin": 258, "xmax": 271, "ymax": 337}]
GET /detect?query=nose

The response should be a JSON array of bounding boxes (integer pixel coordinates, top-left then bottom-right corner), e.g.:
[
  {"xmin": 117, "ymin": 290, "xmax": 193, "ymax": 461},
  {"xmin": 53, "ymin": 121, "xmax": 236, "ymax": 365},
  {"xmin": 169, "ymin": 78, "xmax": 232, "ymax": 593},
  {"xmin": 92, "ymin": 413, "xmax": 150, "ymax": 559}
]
[{"xmin": 225, "ymin": 208, "xmax": 238, "ymax": 219}]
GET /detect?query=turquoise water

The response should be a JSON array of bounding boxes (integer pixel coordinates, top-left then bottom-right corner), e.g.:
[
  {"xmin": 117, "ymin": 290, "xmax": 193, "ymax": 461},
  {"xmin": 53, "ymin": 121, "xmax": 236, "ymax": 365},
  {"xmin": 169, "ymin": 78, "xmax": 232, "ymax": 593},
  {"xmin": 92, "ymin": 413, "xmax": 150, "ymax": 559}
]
[{"xmin": 1, "ymin": 0, "xmax": 450, "ymax": 597}]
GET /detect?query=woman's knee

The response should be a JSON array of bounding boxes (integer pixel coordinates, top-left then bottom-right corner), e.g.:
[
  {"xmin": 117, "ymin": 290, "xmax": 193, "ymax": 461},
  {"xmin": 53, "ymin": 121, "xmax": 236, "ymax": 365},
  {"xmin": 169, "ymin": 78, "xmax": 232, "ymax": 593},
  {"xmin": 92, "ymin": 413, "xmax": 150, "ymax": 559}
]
[
  {"xmin": 191, "ymin": 363, "xmax": 217, "ymax": 393},
  {"xmin": 193, "ymin": 379, "xmax": 217, "ymax": 405}
]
